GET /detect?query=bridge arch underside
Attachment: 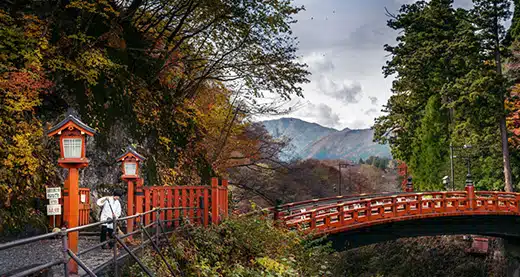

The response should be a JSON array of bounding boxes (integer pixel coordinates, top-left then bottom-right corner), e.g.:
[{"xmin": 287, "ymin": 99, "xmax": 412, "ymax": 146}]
[{"xmin": 324, "ymin": 215, "xmax": 520, "ymax": 250}]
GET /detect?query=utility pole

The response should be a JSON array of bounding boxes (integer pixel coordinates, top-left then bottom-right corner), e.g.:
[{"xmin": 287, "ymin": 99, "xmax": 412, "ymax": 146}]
[
  {"xmin": 338, "ymin": 163, "xmax": 342, "ymax": 196},
  {"xmin": 338, "ymin": 162, "xmax": 353, "ymax": 196},
  {"xmin": 450, "ymin": 142, "xmax": 455, "ymax": 191}
]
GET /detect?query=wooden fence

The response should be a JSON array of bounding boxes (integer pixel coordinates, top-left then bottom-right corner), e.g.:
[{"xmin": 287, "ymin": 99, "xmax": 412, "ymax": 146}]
[
  {"xmin": 49, "ymin": 188, "xmax": 91, "ymax": 228},
  {"xmin": 49, "ymin": 178, "xmax": 229, "ymax": 230},
  {"xmin": 140, "ymin": 178, "xmax": 229, "ymax": 227}
]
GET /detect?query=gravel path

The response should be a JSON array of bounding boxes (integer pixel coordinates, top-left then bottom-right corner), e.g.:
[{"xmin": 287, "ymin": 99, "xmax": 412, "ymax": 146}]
[{"xmin": 0, "ymin": 236, "xmax": 119, "ymax": 276}]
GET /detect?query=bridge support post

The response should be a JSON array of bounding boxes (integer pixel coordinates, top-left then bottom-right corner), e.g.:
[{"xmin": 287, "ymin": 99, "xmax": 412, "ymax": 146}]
[{"xmin": 465, "ymin": 174, "xmax": 475, "ymax": 210}]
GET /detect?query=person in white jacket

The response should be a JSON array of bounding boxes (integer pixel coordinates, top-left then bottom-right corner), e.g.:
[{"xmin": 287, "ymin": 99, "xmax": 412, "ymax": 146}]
[{"xmin": 98, "ymin": 189, "xmax": 123, "ymax": 249}]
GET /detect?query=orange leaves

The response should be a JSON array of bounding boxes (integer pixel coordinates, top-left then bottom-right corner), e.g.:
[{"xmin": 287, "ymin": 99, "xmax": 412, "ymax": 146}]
[
  {"xmin": 0, "ymin": 71, "xmax": 52, "ymax": 112},
  {"xmin": 507, "ymin": 84, "xmax": 520, "ymax": 149},
  {"xmin": 397, "ymin": 160, "xmax": 409, "ymax": 190}
]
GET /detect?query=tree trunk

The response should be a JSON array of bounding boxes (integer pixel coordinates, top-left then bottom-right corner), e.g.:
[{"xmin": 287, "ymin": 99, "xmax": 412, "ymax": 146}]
[
  {"xmin": 494, "ymin": 6, "xmax": 514, "ymax": 192},
  {"xmin": 500, "ymin": 116, "xmax": 514, "ymax": 191}
]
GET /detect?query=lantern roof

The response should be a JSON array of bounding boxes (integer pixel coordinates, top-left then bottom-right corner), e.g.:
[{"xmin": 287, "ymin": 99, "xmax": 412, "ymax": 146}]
[
  {"xmin": 47, "ymin": 114, "xmax": 96, "ymax": 137},
  {"xmin": 116, "ymin": 146, "xmax": 146, "ymax": 162}
]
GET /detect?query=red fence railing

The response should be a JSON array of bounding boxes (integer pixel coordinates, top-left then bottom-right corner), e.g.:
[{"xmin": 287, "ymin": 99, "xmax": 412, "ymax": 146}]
[
  {"xmin": 140, "ymin": 178, "xmax": 228, "ymax": 227},
  {"xmin": 49, "ymin": 187, "xmax": 91, "ymax": 228},
  {"xmin": 280, "ymin": 187, "xmax": 520, "ymax": 235}
]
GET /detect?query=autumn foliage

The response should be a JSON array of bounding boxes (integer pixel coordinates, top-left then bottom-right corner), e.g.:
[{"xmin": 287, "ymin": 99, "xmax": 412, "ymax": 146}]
[
  {"xmin": 0, "ymin": 0, "xmax": 305, "ymax": 233},
  {"xmin": 0, "ymin": 11, "xmax": 57, "ymax": 232}
]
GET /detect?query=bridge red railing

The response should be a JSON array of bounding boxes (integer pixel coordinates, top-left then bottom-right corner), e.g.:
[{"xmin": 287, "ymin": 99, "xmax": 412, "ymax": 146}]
[
  {"xmin": 279, "ymin": 187, "xmax": 520, "ymax": 235},
  {"xmin": 267, "ymin": 191, "xmax": 408, "ymax": 215}
]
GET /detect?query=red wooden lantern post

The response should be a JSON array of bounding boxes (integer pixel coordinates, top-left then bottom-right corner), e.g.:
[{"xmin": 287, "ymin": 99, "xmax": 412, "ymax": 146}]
[
  {"xmin": 117, "ymin": 146, "xmax": 145, "ymax": 237},
  {"xmin": 47, "ymin": 114, "xmax": 95, "ymax": 274}
]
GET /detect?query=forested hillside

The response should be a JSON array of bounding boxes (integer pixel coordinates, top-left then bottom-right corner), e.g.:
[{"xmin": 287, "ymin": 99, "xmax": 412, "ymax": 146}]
[{"xmin": 0, "ymin": 0, "xmax": 307, "ymax": 233}]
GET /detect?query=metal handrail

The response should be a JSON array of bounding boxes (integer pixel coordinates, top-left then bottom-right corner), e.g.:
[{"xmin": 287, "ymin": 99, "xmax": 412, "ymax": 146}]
[
  {"xmin": 0, "ymin": 206, "xmax": 203, "ymax": 277},
  {"xmin": 0, "ymin": 231, "xmax": 59, "ymax": 251},
  {"xmin": 9, "ymin": 260, "xmax": 63, "ymax": 277}
]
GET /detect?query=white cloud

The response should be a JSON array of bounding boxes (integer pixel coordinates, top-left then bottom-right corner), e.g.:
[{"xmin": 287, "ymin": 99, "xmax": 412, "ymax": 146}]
[
  {"xmin": 258, "ymin": 0, "xmax": 475, "ymax": 129},
  {"xmin": 299, "ymin": 102, "xmax": 341, "ymax": 128},
  {"xmin": 317, "ymin": 77, "xmax": 362, "ymax": 105}
]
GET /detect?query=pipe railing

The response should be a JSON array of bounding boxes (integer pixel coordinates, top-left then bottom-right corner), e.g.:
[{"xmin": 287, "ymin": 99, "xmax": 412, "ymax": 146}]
[{"xmin": 0, "ymin": 206, "xmax": 203, "ymax": 277}]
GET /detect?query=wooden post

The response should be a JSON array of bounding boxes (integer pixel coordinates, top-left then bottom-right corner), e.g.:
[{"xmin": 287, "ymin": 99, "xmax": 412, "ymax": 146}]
[
  {"xmin": 203, "ymin": 188, "xmax": 209, "ymax": 226},
  {"xmin": 135, "ymin": 178, "xmax": 143, "ymax": 216},
  {"xmin": 174, "ymin": 188, "xmax": 180, "ymax": 227},
  {"xmin": 222, "ymin": 179, "xmax": 229, "ymax": 219},
  {"xmin": 211, "ymin": 178, "xmax": 219, "ymax": 224},
  {"xmin": 127, "ymin": 179, "xmax": 134, "ymax": 237},
  {"xmin": 465, "ymin": 174, "xmax": 475, "ymax": 210},
  {"xmin": 144, "ymin": 188, "xmax": 150, "ymax": 225},
  {"xmin": 67, "ymin": 167, "xmax": 79, "ymax": 274},
  {"xmin": 62, "ymin": 178, "xmax": 70, "ymax": 228},
  {"xmin": 167, "ymin": 188, "xmax": 173, "ymax": 227}
]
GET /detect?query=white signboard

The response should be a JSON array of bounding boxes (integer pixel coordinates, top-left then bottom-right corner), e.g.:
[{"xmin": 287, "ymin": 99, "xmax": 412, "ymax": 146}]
[
  {"xmin": 46, "ymin": 187, "xmax": 61, "ymax": 199},
  {"xmin": 49, "ymin": 199, "xmax": 59, "ymax": 205},
  {"xmin": 46, "ymin": 204, "xmax": 62, "ymax": 216},
  {"xmin": 80, "ymin": 194, "xmax": 86, "ymax": 203}
]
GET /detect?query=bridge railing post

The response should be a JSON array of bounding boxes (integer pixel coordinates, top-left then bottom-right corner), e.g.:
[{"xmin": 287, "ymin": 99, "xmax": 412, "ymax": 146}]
[
  {"xmin": 465, "ymin": 174, "xmax": 475, "ymax": 210},
  {"xmin": 339, "ymin": 205, "xmax": 345, "ymax": 225},
  {"xmin": 310, "ymin": 210, "xmax": 317, "ymax": 229}
]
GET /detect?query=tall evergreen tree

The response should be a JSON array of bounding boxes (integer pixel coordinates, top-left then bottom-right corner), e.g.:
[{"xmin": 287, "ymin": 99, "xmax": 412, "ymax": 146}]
[
  {"xmin": 472, "ymin": 0, "xmax": 514, "ymax": 191},
  {"xmin": 410, "ymin": 95, "xmax": 449, "ymax": 190},
  {"xmin": 374, "ymin": 0, "xmax": 479, "ymax": 188}
]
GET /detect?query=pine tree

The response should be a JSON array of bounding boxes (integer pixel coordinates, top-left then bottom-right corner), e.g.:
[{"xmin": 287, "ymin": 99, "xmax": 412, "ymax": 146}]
[
  {"xmin": 472, "ymin": 0, "xmax": 514, "ymax": 191},
  {"xmin": 410, "ymin": 95, "xmax": 449, "ymax": 190}
]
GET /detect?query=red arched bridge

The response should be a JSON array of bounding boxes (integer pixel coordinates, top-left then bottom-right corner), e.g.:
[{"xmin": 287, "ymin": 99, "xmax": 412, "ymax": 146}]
[{"xmin": 270, "ymin": 180, "xmax": 520, "ymax": 249}]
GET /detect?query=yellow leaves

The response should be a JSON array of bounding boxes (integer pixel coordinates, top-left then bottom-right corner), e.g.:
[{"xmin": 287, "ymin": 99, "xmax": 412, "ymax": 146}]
[
  {"xmin": 51, "ymin": 49, "xmax": 119, "ymax": 85},
  {"xmin": 159, "ymin": 136, "xmax": 172, "ymax": 151},
  {"xmin": 3, "ymin": 131, "xmax": 40, "ymax": 174},
  {"xmin": 66, "ymin": 0, "xmax": 119, "ymax": 19},
  {"xmin": 255, "ymin": 257, "xmax": 294, "ymax": 275}
]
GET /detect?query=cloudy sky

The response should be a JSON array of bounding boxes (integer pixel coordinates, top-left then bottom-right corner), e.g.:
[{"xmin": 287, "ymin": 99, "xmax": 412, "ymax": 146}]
[{"xmin": 257, "ymin": 0, "xmax": 473, "ymax": 130}]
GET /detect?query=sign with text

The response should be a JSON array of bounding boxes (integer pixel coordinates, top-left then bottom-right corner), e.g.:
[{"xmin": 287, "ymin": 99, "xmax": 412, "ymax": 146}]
[
  {"xmin": 46, "ymin": 204, "xmax": 61, "ymax": 216},
  {"xmin": 46, "ymin": 187, "xmax": 61, "ymax": 199},
  {"xmin": 49, "ymin": 199, "xmax": 59, "ymax": 205}
]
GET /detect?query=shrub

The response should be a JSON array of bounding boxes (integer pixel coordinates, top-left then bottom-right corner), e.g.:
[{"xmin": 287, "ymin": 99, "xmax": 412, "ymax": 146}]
[{"xmin": 127, "ymin": 216, "xmax": 336, "ymax": 276}]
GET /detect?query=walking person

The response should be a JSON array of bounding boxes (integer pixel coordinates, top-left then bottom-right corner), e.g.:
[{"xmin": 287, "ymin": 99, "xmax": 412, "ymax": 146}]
[{"xmin": 97, "ymin": 189, "xmax": 123, "ymax": 249}]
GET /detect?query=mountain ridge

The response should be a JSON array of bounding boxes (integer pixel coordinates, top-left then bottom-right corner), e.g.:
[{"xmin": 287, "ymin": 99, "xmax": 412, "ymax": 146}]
[{"xmin": 260, "ymin": 118, "xmax": 391, "ymax": 161}]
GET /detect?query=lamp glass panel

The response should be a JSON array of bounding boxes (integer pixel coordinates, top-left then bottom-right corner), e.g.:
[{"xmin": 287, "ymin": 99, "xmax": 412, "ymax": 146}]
[
  {"xmin": 63, "ymin": 138, "xmax": 82, "ymax": 158},
  {"xmin": 125, "ymin": 162, "xmax": 137, "ymax": 175}
]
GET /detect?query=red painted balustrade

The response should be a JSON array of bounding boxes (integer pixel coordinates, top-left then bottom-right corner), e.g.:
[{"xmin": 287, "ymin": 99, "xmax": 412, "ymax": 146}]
[{"xmin": 279, "ymin": 189, "xmax": 520, "ymax": 235}]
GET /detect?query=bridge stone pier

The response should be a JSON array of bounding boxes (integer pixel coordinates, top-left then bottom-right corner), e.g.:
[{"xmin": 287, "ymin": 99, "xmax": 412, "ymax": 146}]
[{"xmin": 274, "ymin": 176, "xmax": 520, "ymax": 250}]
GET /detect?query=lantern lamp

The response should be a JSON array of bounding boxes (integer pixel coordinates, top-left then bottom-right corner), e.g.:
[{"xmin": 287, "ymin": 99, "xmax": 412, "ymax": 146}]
[
  {"xmin": 117, "ymin": 146, "xmax": 145, "ymax": 179},
  {"xmin": 47, "ymin": 113, "xmax": 96, "ymax": 275},
  {"xmin": 47, "ymin": 114, "xmax": 96, "ymax": 167}
]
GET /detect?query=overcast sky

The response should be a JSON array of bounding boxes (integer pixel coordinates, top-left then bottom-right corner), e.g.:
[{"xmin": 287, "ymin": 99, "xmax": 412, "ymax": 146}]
[{"xmin": 256, "ymin": 0, "xmax": 473, "ymax": 130}]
